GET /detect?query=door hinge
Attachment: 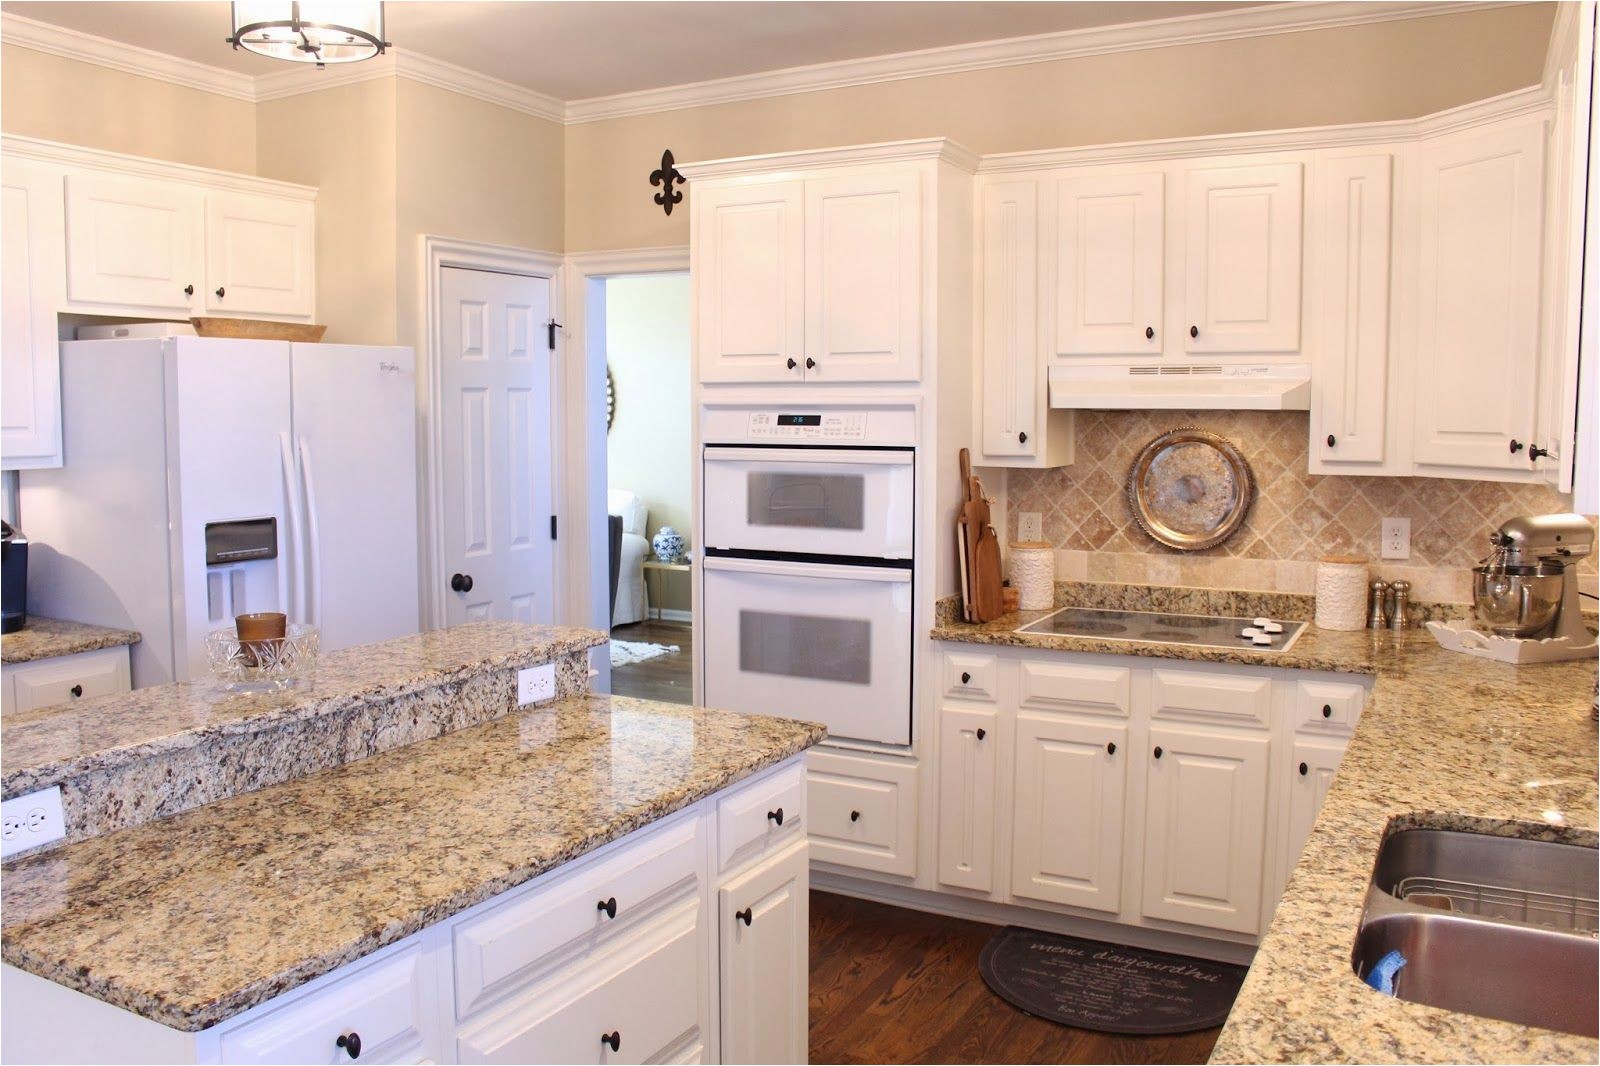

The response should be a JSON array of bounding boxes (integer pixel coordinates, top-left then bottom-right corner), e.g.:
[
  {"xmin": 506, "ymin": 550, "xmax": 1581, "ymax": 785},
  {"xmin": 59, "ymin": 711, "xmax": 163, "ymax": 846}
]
[
  {"xmin": 547, "ymin": 319, "xmax": 563, "ymax": 351},
  {"xmin": 550, "ymin": 515, "xmax": 558, "ymax": 541}
]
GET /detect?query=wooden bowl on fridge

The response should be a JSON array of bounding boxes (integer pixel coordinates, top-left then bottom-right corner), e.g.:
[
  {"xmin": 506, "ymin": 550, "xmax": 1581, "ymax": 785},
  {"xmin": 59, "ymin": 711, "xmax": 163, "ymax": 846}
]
[{"xmin": 190, "ymin": 317, "xmax": 328, "ymax": 342}]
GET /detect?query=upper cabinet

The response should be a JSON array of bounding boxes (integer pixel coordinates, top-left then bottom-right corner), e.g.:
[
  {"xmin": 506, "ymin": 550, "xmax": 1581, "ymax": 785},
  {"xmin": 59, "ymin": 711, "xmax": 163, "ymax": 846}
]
[
  {"xmin": 1181, "ymin": 162, "xmax": 1304, "ymax": 354},
  {"xmin": 66, "ymin": 173, "xmax": 202, "ymax": 312},
  {"xmin": 1054, "ymin": 171, "xmax": 1164, "ymax": 357},
  {"xmin": 204, "ymin": 192, "xmax": 316, "ymax": 317},
  {"xmin": 692, "ymin": 159, "xmax": 939, "ymax": 386},
  {"xmin": 1411, "ymin": 118, "xmax": 1546, "ymax": 474},
  {"xmin": 2, "ymin": 159, "xmax": 65, "ymax": 470}
]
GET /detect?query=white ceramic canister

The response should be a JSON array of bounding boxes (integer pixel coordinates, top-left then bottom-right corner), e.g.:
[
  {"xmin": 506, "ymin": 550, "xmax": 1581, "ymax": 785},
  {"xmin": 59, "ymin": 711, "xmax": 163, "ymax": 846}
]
[
  {"xmin": 1315, "ymin": 554, "xmax": 1369, "ymax": 631},
  {"xmin": 1009, "ymin": 541, "xmax": 1055, "ymax": 611}
]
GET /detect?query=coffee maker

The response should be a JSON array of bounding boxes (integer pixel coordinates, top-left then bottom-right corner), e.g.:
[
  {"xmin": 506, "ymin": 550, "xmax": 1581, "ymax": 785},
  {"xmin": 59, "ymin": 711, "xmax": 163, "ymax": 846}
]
[{"xmin": 1, "ymin": 521, "xmax": 27, "ymax": 633}]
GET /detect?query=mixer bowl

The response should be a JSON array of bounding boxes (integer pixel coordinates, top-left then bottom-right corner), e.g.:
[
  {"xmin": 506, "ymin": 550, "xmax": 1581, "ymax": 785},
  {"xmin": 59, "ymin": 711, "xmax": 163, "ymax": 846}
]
[{"xmin": 1472, "ymin": 564, "xmax": 1564, "ymax": 637}]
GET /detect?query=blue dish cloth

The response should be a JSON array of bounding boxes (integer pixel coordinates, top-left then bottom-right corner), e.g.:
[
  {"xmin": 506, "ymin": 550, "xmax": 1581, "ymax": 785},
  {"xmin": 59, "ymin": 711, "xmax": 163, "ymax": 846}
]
[{"xmin": 1365, "ymin": 949, "xmax": 1407, "ymax": 995}]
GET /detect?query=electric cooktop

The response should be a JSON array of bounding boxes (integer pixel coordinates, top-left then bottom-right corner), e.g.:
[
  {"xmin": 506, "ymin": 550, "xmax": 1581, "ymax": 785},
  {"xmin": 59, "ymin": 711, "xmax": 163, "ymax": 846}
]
[{"xmin": 1017, "ymin": 606, "xmax": 1306, "ymax": 652}]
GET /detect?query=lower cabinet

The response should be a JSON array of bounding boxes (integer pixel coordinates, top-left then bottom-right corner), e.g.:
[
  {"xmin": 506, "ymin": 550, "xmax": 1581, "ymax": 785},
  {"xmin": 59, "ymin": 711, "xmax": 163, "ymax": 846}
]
[
  {"xmin": 718, "ymin": 841, "xmax": 810, "ymax": 1065},
  {"xmin": 3, "ymin": 645, "xmax": 132, "ymax": 714},
  {"xmin": 805, "ymin": 749, "xmax": 917, "ymax": 877},
  {"xmin": 1010, "ymin": 714, "xmax": 1126, "ymax": 913},
  {"xmin": 935, "ymin": 705, "xmax": 999, "ymax": 892},
  {"xmin": 1284, "ymin": 736, "xmax": 1347, "ymax": 876},
  {"xmin": 1140, "ymin": 724, "xmax": 1270, "ymax": 935}
]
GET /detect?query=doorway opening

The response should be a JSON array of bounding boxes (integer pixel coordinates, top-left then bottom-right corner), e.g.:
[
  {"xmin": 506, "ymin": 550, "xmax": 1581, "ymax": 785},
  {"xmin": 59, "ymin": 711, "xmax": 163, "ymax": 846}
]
[{"xmin": 597, "ymin": 272, "xmax": 692, "ymax": 703}]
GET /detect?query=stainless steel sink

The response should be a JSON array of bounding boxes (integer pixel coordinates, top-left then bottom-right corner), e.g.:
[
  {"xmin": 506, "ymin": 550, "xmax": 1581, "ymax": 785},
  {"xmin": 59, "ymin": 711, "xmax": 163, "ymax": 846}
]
[{"xmin": 1353, "ymin": 828, "xmax": 1600, "ymax": 1036}]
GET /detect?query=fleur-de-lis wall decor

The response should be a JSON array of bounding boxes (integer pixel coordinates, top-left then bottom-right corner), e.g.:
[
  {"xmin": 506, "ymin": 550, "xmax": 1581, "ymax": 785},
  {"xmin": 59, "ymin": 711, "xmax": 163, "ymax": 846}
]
[{"xmin": 649, "ymin": 149, "xmax": 685, "ymax": 216}]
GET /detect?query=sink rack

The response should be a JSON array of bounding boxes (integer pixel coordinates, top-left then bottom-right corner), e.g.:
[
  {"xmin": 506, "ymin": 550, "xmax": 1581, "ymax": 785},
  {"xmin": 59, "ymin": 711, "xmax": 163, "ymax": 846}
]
[{"xmin": 1395, "ymin": 874, "xmax": 1599, "ymax": 935}]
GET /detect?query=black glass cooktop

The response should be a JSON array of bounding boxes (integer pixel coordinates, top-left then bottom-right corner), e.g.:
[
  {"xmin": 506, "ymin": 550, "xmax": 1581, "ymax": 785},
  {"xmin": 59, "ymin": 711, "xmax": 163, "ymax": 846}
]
[{"xmin": 1017, "ymin": 607, "xmax": 1306, "ymax": 652}]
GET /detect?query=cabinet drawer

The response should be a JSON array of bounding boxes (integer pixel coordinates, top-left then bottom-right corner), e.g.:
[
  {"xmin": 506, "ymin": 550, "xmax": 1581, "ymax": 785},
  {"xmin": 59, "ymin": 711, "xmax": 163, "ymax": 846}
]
[
  {"xmin": 1293, "ymin": 679, "xmax": 1365, "ymax": 734},
  {"xmin": 5, "ymin": 646, "xmax": 130, "ymax": 714},
  {"xmin": 1018, "ymin": 658, "xmax": 1130, "ymax": 718},
  {"xmin": 1149, "ymin": 668, "xmax": 1272, "ymax": 727},
  {"xmin": 456, "ymin": 900, "xmax": 705, "ymax": 1065},
  {"xmin": 806, "ymin": 749, "xmax": 917, "ymax": 877},
  {"xmin": 453, "ymin": 814, "xmax": 703, "ymax": 1020},
  {"xmin": 716, "ymin": 759, "xmax": 805, "ymax": 873},
  {"xmin": 219, "ymin": 942, "xmax": 434, "ymax": 1064},
  {"xmin": 943, "ymin": 650, "xmax": 998, "ymax": 701}
]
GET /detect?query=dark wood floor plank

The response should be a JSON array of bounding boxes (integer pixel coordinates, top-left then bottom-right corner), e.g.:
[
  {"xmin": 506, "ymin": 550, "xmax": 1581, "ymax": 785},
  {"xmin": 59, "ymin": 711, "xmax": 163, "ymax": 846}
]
[
  {"xmin": 609, "ymin": 620, "xmax": 693, "ymax": 704},
  {"xmin": 809, "ymin": 891, "xmax": 1224, "ymax": 1066}
]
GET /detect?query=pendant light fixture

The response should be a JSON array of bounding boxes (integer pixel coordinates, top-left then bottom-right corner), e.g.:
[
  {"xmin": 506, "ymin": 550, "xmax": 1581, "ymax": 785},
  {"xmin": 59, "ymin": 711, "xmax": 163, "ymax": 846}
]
[{"xmin": 226, "ymin": 2, "xmax": 390, "ymax": 67}]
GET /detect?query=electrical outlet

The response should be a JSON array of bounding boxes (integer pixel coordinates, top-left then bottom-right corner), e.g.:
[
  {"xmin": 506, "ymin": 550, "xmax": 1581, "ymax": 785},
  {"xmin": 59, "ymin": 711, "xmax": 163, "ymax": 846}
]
[
  {"xmin": 1, "ymin": 786, "xmax": 65, "ymax": 859},
  {"xmin": 1018, "ymin": 512, "xmax": 1043, "ymax": 542},
  {"xmin": 1381, "ymin": 517, "xmax": 1412, "ymax": 560},
  {"xmin": 517, "ymin": 663, "xmax": 557, "ymax": 706}
]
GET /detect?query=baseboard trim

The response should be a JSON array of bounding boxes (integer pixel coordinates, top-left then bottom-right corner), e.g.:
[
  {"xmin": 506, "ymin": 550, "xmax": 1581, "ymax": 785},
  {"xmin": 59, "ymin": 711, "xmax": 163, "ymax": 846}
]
[
  {"xmin": 811, "ymin": 870, "xmax": 1258, "ymax": 967},
  {"xmin": 648, "ymin": 608, "xmax": 693, "ymax": 623}
]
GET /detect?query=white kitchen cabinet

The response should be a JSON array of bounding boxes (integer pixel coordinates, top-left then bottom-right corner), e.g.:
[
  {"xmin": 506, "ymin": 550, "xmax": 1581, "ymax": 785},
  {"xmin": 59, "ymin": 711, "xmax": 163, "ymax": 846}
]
[
  {"xmin": 1140, "ymin": 723, "xmax": 1270, "ymax": 935},
  {"xmin": 806, "ymin": 748, "xmax": 918, "ymax": 877},
  {"xmin": 1309, "ymin": 154, "xmax": 1394, "ymax": 470},
  {"xmin": 718, "ymin": 840, "xmax": 809, "ymax": 1066},
  {"xmin": 804, "ymin": 170, "xmax": 921, "ymax": 383},
  {"xmin": 3, "ymin": 645, "xmax": 132, "ymax": 715},
  {"xmin": 1010, "ymin": 713, "xmax": 1127, "ymax": 914},
  {"xmin": 1283, "ymin": 736, "xmax": 1346, "ymax": 888},
  {"xmin": 1411, "ymin": 118, "xmax": 1546, "ymax": 474},
  {"xmin": 936, "ymin": 704, "xmax": 999, "ymax": 892},
  {"xmin": 693, "ymin": 180, "xmax": 805, "ymax": 384},
  {"xmin": 1, "ymin": 157, "xmax": 64, "ymax": 470},
  {"xmin": 978, "ymin": 179, "xmax": 1038, "ymax": 458},
  {"xmin": 65, "ymin": 172, "xmax": 201, "ymax": 312},
  {"xmin": 1181, "ymin": 162, "xmax": 1303, "ymax": 354},
  {"xmin": 204, "ymin": 193, "xmax": 315, "ymax": 318},
  {"xmin": 1054, "ymin": 170, "xmax": 1165, "ymax": 357}
]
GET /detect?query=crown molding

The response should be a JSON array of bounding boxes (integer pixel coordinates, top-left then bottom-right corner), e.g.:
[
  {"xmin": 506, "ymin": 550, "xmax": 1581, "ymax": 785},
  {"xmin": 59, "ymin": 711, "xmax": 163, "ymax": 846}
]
[
  {"xmin": 562, "ymin": 1, "xmax": 1518, "ymax": 124},
  {"xmin": 0, "ymin": 133, "xmax": 318, "ymax": 199},
  {"xmin": 0, "ymin": 12, "xmax": 257, "ymax": 101},
  {"xmin": 253, "ymin": 49, "xmax": 565, "ymax": 122},
  {"xmin": 252, "ymin": 52, "xmax": 398, "ymax": 102},
  {"xmin": 676, "ymin": 138, "xmax": 980, "ymax": 180}
]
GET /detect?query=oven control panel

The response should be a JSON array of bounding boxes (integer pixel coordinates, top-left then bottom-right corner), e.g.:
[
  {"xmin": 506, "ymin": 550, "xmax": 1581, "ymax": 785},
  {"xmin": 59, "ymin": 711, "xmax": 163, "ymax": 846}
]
[{"xmin": 746, "ymin": 412, "xmax": 868, "ymax": 440}]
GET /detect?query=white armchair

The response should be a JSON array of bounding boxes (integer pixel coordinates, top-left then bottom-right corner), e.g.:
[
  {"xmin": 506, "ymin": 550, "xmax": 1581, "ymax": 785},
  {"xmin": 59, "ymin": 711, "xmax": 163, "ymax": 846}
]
[{"xmin": 608, "ymin": 490, "xmax": 650, "ymax": 626}]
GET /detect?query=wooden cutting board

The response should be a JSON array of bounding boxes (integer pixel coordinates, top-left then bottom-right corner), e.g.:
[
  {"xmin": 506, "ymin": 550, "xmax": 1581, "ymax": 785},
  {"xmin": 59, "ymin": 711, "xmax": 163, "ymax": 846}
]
[{"xmin": 959, "ymin": 454, "xmax": 1005, "ymax": 622}]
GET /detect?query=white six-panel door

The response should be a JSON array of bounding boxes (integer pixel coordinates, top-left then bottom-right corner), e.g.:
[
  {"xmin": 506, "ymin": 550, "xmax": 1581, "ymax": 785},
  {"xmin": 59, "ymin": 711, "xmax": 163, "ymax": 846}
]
[
  {"xmin": 694, "ymin": 180, "xmax": 805, "ymax": 384},
  {"xmin": 438, "ymin": 266, "xmax": 555, "ymax": 627},
  {"xmin": 1055, "ymin": 171, "xmax": 1165, "ymax": 357},
  {"xmin": 65, "ymin": 172, "xmax": 200, "ymax": 311},
  {"xmin": 1412, "ymin": 119, "xmax": 1546, "ymax": 471},
  {"xmin": 979, "ymin": 179, "xmax": 1038, "ymax": 457},
  {"xmin": 1182, "ymin": 162, "xmax": 1303, "ymax": 353}
]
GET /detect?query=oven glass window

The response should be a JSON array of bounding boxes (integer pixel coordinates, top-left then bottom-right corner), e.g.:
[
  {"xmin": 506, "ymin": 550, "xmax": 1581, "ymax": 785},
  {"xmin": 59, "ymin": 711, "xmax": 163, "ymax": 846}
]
[
  {"xmin": 746, "ymin": 472, "xmax": 866, "ymax": 531},
  {"xmin": 738, "ymin": 610, "xmax": 871, "ymax": 685}
]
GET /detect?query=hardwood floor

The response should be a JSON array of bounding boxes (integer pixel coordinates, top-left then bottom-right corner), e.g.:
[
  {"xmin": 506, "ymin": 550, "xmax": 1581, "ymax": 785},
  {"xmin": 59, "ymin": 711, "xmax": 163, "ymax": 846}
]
[
  {"xmin": 609, "ymin": 619, "xmax": 693, "ymax": 704},
  {"xmin": 809, "ymin": 892, "xmax": 1224, "ymax": 1065}
]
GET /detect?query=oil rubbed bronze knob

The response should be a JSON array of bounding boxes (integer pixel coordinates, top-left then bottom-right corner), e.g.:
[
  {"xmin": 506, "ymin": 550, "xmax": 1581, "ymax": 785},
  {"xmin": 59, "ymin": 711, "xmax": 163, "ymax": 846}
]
[
  {"xmin": 736, "ymin": 908, "xmax": 753, "ymax": 926},
  {"xmin": 1145, "ymin": 326, "xmax": 1155, "ymax": 340},
  {"xmin": 786, "ymin": 358, "xmax": 797, "ymax": 370},
  {"xmin": 336, "ymin": 1033, "xmax": 362, "ymax": 1060},
  {"xmin": 183, "ymin": 284, "xmax": 195, "ymax": 297},
  {"xmin": 1153, "ymin": 746, "xmax": 1164, "ymax": 759},
  {"xmin": 1327, "ymin": 435, "xmax": 1336, "ymax": 448},
  {"xmin": 767, "ymin": 808, "xmax": 784, "ymax": 826},
  {"xmin": 850, "ymin": 810, "xmax": 861, "ymax": 822},
  {"xmin": 805, "ymin": 357, "xmax": 816, "ymax": 370},
  {"xmin": 70, "ymin": 684, "xmax": 83, "ymax": 698},
  {"xmin": 602, "ymin": 1031, "xmax": 620, "ymax": 1053},
  {"xmin": 961, "ymin": 671, "xmax": 971, "ymax": 684},
  {"xmin": 1322, "ymin": 704, "xmax": 1333, "ymax": 718},
  {"xmin": 1189, "ymin": 325, "xmax": 1199, "ymax": 339},
  {"xmin": 1018, "ymin": 431, "xmax": 1028, "ymax": 444},
  {"xmin": 1510, "ymin": 439, "xmax": 1525, "ymax": 453},
  {"xmin": 1529, "ymin": 444, "xmax": 1551, "ymax": 461},
  {"xmin": 1106, "ymin": 741, "xmax": 1116, "ymax": 755},
  {"xmin": 450, "ymin": 573, "xmax": 473, "ymax": 593},
  {"xmin": 597, "ymin": 896, "xmax": 617, "ymax": 919},
  {"xmin": 976, "ymin": 727, "xmax": 987, "ymax": 740},
  {"xmin": 1299, "ymin": 762, "xmax": 1309, "ymax": 776},
  {"xmin": 215, "ymin": 286, "xmax": 226, "ymax": 300}
]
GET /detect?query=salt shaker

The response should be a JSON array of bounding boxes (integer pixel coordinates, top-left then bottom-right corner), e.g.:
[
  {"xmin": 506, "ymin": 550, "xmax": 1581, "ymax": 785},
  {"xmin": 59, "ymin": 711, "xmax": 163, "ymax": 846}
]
[
  {"xmin": 1389, "ymin": 580, "xmax": 1411, "ymax": 630},
  {"xmin": 1368, "ymin": 580, "xmax": 1390, "ymax": 629}
]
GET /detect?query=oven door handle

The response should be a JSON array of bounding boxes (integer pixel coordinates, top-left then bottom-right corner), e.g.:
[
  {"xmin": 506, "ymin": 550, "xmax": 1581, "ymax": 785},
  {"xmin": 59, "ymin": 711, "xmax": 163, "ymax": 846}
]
[
  {"xmin": 704, "ymin": 447, "xmax": 912, "ymax": 466},
  {"xmin": 703, "ymin": 555, "xmax": 912, "ymax": 583}
]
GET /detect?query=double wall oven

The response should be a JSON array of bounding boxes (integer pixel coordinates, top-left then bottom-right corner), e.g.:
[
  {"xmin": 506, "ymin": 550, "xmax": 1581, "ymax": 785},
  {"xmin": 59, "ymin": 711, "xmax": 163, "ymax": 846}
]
[{"xmin": 701, "ymin": 407, "xmax": 916, "ymax": 746}]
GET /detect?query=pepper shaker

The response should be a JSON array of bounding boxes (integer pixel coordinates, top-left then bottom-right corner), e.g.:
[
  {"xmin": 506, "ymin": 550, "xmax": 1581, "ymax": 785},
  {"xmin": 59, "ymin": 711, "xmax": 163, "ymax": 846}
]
[
  {"xmin": 1389, "ymin": 580, "xmax": 1411, "ymax": 631},
  {"xmin": 1368, "ymin": 580, "xmax": 1390, "ymax": 629}
]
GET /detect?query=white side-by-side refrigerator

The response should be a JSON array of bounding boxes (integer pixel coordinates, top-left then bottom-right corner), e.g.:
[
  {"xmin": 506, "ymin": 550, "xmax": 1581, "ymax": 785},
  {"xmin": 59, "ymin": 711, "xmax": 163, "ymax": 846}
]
[{"xmin": 20, "ymin": 336, "xmax": 421, "ymax": 688}]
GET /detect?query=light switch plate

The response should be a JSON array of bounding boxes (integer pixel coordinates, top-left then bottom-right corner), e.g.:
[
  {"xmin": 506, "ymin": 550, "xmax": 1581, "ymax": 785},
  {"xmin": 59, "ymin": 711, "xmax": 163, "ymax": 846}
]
[
  {"xmin": 517, "ymin": 663, "xmax": 556, "ymax": 706},
  {"xmin": 1, "ymin": 786, "xmax": 65, "ymax": 859},
  {"xmin": 1018, "ymin": 512, "xmax": 1043, "ymax": 542},
  {"xmin": 1381, "ymin": 517, "xmax": 1412, "ymax": 560}
]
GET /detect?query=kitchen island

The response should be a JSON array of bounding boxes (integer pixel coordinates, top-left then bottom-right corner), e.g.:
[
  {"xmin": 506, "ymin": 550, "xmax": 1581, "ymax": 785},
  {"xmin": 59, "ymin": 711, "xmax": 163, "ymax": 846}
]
[{"xmin": 2, "ymin": 623, "xmax": 826, "ymax": 1064}]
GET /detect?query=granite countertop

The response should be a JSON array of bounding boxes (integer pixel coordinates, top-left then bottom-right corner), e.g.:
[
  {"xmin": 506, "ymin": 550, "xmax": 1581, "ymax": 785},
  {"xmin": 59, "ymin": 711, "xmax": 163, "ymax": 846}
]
[
  {"xmin": 3, "ymin": 621, "xmax": 606, "ymax": 799},
  {"xmin": 936, "ymin": 606, "xmax": 1599, "ymax": 1063},
  {"xmin": 1, "ymin": 692, "xmax": 827, "ymax": 1032},
  {"xmin": 1, "ymin": 618, "xmax": 140, "ymax": 664}
]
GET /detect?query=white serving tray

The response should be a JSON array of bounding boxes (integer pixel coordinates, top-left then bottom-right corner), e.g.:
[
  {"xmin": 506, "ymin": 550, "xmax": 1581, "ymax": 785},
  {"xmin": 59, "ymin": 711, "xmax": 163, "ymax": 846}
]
[{"xmin": 1425, "ymin": 621, "xmax": 1599, "ymax": 664}]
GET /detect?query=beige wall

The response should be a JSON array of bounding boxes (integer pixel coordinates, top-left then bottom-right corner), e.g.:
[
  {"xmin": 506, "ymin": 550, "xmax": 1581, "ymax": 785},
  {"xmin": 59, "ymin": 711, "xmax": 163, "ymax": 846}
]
[
  {"xmin": 256, "ymin": 79, "xmax": 400, "ymax": 346},
  {"xmin": 1, "ymin": 44, "xmax": 256, "ymax": 172},
  {"xmin": 564, "ymin": 4, "xmax": 1555, "ymax": 251}
]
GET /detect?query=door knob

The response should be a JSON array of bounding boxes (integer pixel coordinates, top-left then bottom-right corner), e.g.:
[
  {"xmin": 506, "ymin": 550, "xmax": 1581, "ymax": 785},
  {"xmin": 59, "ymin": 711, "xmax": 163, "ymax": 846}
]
[
  {"xmin": 601, "ymin": 1031, "xmax": 621, "ymax": 1053},
  {"xmin": 1509, "ymin": 439, "xmax": 1524, "ymax": 453},
  {"xmin": 183, "ymin": 284, "xmax": 195, "ymax": 297},
  {"xmin": 336, "ymin": 1033, "xmax": 362, "ymax": 1060},
  {"xmin": 1153, "ymin": 746, "xmax": 1164, "ymax": 759},
  {"xmin": 450, "ymin": 573, "xmax": 474, "ymax": 593},
  {"xmin": 736, "ymin": 907, "xmax": 753, "ymax": 926},
  {"xmin": 786, "ymin": 358, "xmax": 797, "ymax": 370},
  {"xmin": 767, "ymin": 808, "xmax": 784, "ymax": 826},
  {"xmin": 976, "ymin": 727, "xmax": 987, "ymax": 740},
  {"xmin": 597, "ymin": 896, "xmax": 617, "ymax": 919},
  {"xmin": 1145, "ymin": 326, "xmax": 1155, "ymax": 340},
  {"xmin": 215, "ymin": 286, "xmax": 225, "ymax": 299},
  {"xmin": 1189, "ymin": 325, "xmax": 1199, "ymax": 339}
]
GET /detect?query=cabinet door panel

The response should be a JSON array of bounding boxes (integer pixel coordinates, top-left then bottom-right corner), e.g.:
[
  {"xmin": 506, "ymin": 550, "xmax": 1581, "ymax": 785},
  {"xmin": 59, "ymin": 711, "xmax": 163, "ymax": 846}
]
[
  {"xmin": 694, "ymin": 180, "xmax": 805, "ymax": 384},
  {"xmin": 980, "ymin": 179, "xmax": 1038, "ymax": 456},
  {"xmin": 1011, "ymin": 715, "xmax": 1127, "ymax": 913},
  {"xmin": 937, "ymin": 705, "xmax": 999, "ymax": 892},
  {"xmin": 719, "ymin": 841, "xmax": 809, "ymax": 1066},
  {"xmin": 1413, "ymin": 120, "xmax": 1545, "ymax": 471},
  {"xmin": 1311, "ymin": 155, "xmax": 1392, "ymax": 467},
  {"xmin": 1142, "ymin": 724, "xmax": 1269, "ymax": 934},
  {"xmin": 65, "ymin": 173, "xmax": 199, "ymax": 311},
  {"xmin": 804, "ymin": 170, "xmax": 921, "ymax": 382},
  {"xmin": 1183, "ymin": 163, "xmax": 1302, "ymax": 353},
  {"xmin": 1055, "ymin": 171, "xmax": 1164, "ymax": 356},
  {"xmin": 205, "ymin": 193, "xmax": 315, "ymax": 317},
  {"xmin": 1284, "ymin": 736, "xmax": 1346, "ymax": 886},
  {"xmin": 1, "ymin": 157, "xmax": 64, "ymax": 469}
]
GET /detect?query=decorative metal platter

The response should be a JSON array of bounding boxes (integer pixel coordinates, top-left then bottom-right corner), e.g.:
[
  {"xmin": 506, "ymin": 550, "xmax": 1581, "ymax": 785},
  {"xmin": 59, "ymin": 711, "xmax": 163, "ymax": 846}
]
[{"xmin": 1127, "ymin": 429, "xmax": 1254, "ymax": 551}]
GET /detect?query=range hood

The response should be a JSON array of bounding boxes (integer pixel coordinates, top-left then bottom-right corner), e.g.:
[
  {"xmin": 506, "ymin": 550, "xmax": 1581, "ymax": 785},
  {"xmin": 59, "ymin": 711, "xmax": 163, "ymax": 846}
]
[{"xmin": 1047, "ymin": 363, "xmax": 1312, "ymax": 411}]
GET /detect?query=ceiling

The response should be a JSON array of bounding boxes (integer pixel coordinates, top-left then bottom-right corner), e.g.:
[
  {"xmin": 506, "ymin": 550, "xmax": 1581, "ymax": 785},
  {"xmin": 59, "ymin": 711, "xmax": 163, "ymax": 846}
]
[{"xmin": 0, "ymin": 1, "xmax": 1264, "ymax": 102}]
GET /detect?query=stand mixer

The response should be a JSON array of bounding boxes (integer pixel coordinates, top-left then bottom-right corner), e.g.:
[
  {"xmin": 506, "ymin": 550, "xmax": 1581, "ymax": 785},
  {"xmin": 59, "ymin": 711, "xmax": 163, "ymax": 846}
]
[{"xmin": 1428, "ymin": 513, "xmax": 1597, "ymax": 664}]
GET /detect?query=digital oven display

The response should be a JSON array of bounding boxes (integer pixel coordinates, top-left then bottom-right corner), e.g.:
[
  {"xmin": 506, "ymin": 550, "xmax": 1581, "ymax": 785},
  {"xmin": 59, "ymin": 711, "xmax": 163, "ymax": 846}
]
[{"xmin": 776, "ymin": 414, "xmax": 822, "ymax": 427}]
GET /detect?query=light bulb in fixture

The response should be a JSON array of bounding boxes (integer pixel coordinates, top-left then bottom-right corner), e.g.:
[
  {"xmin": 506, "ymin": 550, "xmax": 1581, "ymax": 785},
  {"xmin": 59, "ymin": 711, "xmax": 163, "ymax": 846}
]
[{"xmin": 226, "ymin": 1, "xmax": 390, "ymax": 67}]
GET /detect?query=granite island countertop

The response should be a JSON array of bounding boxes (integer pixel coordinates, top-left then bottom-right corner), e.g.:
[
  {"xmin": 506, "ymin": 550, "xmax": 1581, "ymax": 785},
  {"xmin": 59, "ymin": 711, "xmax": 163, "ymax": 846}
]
[
  {"xmin": 1, "ymin": 617, "xmax": 140, "ymax": 664},
  {"xmin": 935, "ymin": 605, "xmax": 1599, "ymax": 1063},
  {"xmin": 1, "ymin": 692, "xmax": 826, "ymax": 1032}
]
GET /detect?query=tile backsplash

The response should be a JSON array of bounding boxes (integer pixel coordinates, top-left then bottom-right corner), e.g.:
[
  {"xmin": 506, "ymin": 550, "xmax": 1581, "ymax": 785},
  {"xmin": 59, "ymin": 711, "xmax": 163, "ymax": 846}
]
[{"xmin": 1003, "ymin": 410, "xmax": 1598, "ymax": 605}]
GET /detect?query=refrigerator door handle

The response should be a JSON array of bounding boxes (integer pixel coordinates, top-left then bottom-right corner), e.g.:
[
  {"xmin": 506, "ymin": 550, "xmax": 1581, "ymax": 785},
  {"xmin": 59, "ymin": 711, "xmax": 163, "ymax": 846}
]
[
  {"xmin": 296, "ymin": 435, "xmax": 324, "ymax": 630},
  {"xmin": 278, "ymin": 431, "xmax": 306, "ymax": 623}
]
